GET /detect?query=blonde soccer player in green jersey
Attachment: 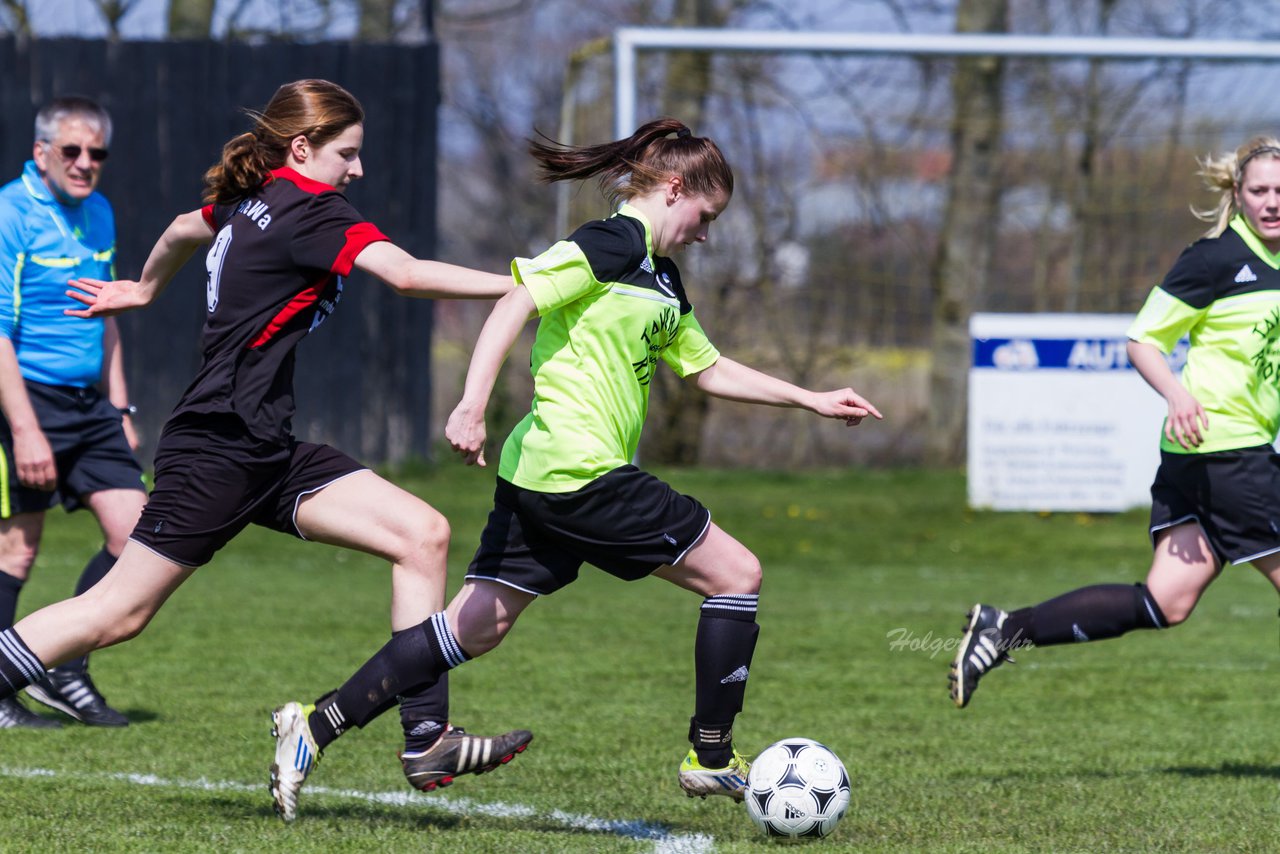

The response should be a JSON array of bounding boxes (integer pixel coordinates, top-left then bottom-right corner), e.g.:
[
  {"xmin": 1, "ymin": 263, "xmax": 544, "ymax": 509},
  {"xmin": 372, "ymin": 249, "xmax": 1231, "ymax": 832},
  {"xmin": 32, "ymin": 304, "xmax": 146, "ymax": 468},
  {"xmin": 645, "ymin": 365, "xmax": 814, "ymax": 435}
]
[
  {"xmin": 268, "ymin": 117, "xmax": 882, "ymax": 804},
  {"xmin": 951, "ymin": 136, "xmax": 1280, "ymax": 709}
]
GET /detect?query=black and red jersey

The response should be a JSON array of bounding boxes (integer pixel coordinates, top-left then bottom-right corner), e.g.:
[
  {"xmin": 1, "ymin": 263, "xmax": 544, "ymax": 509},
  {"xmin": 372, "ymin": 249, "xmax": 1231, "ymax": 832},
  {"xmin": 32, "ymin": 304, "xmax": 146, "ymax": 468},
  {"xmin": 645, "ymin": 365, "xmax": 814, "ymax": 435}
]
[{"xmin": 172, "ymin": 167, "xmax": 387, "ymax": 443}]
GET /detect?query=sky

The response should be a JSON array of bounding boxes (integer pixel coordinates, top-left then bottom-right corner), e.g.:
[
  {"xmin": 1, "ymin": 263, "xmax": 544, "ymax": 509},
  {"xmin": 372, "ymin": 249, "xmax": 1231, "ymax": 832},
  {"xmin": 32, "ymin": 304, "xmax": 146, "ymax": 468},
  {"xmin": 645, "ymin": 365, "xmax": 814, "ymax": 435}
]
[{"xmin": 27, "ymin": 0, "xmax": 362, "ymax": 39}]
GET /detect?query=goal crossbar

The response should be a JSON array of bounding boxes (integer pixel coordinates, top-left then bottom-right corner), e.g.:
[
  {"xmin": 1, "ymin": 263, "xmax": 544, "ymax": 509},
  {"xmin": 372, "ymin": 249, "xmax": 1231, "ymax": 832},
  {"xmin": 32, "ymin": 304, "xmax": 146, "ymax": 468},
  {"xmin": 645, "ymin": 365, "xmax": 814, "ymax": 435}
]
[{"xmin": 613, "ymin": 27, "xmax": 1280, "ymax": 137}]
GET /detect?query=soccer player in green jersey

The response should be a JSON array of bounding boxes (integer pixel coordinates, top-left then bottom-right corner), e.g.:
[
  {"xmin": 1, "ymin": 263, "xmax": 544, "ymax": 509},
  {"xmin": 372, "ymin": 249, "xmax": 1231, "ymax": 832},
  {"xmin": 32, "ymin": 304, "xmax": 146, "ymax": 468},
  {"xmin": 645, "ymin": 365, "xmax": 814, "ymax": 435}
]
[
  {"xmin": 271, "ymin": 117, "xmax": 882, "ymax": 803},
  {"xmin": 950, "ymin": 136, "xmax": 1280, "ymax": 709}
]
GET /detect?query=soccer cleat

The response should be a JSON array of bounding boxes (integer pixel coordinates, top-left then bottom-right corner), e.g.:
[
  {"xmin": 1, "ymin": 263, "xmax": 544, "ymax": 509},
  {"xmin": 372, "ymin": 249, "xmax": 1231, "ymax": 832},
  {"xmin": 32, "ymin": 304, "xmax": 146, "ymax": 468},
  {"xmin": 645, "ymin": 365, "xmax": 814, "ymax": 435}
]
[
  {"xmin": 0, "ymin": 695, "xmax": 62, "ymax": 729},
  {"xmin": 399, "ymin": 725, "xmax": 533, "ymax": 792},
  {"xmin": 25, "ymin": 668, "xmax": 128, "ymax": 727},
  {"xmin": 678, "ymin": 748, "xmax": 750, "ymax": 801},
  {"xmin": 949, "ymin": 603, "xmax": 1013, "ymax": 709},
  {"xmin": 269, "ymin": 702, "xmax": 320, "ymax": 822}
]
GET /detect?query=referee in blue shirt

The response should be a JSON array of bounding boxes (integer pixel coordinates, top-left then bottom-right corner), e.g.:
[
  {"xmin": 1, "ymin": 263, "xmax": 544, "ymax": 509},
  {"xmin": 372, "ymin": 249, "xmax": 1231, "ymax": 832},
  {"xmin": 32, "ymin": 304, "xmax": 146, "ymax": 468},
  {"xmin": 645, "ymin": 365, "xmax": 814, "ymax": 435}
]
[{"xmin": 0, "ymin": 96, "xmax": 144, "ymax": 729}]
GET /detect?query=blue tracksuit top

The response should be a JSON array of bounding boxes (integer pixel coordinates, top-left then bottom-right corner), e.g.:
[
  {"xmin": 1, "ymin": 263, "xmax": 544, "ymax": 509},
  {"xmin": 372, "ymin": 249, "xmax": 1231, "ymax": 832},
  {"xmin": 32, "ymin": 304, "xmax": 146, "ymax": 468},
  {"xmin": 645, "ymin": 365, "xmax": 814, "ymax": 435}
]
[{"xmin": 0, "ymin": 160, "xmax": 115, "ymax": 388}]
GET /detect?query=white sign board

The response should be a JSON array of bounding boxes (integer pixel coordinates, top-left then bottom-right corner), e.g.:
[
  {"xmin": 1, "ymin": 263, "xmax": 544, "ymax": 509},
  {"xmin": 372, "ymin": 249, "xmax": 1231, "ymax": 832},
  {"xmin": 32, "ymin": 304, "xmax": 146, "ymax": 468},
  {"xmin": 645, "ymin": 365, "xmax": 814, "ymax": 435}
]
[{"xmin": 967, "ymin": 313, "xmax": 1185, "ymax": 512}]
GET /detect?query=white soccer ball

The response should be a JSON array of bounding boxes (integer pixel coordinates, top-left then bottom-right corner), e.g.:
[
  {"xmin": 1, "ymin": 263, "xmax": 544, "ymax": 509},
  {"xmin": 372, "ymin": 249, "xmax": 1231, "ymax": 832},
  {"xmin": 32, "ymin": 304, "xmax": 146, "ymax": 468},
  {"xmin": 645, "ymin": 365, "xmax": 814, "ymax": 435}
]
[{"xmin": 744, "ymin": 737, "xmax": 851, "ymax": 840}]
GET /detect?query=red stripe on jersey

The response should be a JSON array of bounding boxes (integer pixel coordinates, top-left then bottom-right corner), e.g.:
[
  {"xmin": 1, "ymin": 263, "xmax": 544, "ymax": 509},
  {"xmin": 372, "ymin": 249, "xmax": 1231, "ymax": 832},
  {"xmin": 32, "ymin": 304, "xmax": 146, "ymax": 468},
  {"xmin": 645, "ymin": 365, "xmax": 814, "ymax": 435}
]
[
  {"xmin": 247, "ymin": 276, "xmax": 329, "ymax": 349},
  {"xmin": 332, "ymin": 222, "xmax": 389, "ymax": 276},
  {"xmin": 270, "ymin": 167, "xmax": 336, "ymax": 196},
  {"xmin": 201, "ymin": 205, "xmax": 216, "ymax": 230}
]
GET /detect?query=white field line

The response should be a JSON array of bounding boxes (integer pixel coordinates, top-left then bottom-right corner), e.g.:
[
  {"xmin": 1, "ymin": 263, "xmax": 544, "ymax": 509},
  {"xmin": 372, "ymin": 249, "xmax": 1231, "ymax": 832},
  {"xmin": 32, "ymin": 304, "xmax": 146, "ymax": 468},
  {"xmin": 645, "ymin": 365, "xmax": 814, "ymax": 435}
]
[{"xmin": 0, "ymin": 766, "xmax": 715, "ymax": 854}]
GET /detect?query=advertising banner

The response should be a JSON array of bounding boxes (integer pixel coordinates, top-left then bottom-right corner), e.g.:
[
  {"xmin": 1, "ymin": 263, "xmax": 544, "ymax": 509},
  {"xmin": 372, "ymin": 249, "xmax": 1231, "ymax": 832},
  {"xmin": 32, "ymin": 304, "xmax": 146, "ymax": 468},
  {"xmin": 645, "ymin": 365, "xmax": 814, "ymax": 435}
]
[{"xmin": 968, "ymin": 313, "xmax": 1186, "ymax": 512}]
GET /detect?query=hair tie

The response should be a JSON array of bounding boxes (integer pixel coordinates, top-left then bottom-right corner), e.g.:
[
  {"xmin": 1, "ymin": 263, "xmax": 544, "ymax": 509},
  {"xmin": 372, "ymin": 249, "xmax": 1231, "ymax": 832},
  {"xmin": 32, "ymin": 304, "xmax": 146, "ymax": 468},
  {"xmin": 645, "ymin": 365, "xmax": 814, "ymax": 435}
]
[
  {"xmin": 1237, "ymin": 145, "xmax": 1280, "ymax": 180},
  {"xmin": 676, "ymin": 127, "xmax": 692, "ymax": 139}
]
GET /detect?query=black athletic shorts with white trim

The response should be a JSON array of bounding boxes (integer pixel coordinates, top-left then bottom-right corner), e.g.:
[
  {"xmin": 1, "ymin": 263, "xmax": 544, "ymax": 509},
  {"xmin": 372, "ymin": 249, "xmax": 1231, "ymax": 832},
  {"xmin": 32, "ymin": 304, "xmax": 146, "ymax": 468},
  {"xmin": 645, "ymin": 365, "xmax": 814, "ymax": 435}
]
[
  {"xmin": 130, "ymin": 414, "xmax": 367, "ymax": 567},
  {"xmin": 0, "ymin": 380, "xmax": 144, "ymax": 517},
  {"xmin": 465, "ymin": 465, "xmax": 712, "ymax": 595},
  {"xmin": 1148, "ymin": 444, "xmax": 1280, "ymax": 566}
]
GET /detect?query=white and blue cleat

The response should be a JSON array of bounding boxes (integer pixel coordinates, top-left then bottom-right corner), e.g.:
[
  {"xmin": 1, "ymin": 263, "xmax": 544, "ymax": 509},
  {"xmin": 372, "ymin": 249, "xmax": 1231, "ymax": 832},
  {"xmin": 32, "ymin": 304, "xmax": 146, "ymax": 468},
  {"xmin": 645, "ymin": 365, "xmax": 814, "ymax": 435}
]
[
  {"xmin": 269, "ymin": 701, "xmax": 320, "ymax": 822},
  {"xmin": 678, "ymin": 748, "xmax": 750, "ymax": 802}
]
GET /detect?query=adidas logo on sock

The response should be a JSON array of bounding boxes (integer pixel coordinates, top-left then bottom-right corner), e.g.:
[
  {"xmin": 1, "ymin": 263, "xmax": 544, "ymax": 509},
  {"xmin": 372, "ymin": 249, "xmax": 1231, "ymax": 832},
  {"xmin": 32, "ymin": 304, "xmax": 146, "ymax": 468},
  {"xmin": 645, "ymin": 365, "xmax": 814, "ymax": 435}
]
[
  {"xmin": 720, "ymin": 666, "xmax": 749, "ymax": 684},
  {"xmin": 1235, "ymin": 264, "xmax": 1258, "ymax": 283},
  {"xmin": 408, "ymin": 720, "xmax": 444, "ymax": 739}
]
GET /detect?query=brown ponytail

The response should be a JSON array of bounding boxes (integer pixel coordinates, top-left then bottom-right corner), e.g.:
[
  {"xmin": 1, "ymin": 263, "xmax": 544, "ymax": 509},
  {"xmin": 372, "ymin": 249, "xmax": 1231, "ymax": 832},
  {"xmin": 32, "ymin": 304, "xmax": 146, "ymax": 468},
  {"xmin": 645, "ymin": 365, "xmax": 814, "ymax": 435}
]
[
  {"xmin": 203, "ymin": 79, "xmax": 365, "ymax": 204},
  {"xmin": 528, "ymin": 117, "xmax": 733, "ymax": 207}
]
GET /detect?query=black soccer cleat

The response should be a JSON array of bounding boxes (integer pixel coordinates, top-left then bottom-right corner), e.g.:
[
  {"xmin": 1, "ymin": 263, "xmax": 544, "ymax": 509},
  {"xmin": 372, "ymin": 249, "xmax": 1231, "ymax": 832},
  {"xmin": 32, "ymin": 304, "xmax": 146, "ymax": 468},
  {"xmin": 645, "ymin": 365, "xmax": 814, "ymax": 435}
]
[
  {"xmin": 0, "ymin": 695, "xmax": 62, "ymax": 729},
  {"xmin": 400, "ymin": 726, "xmax": 532, "ymax": 792},
  {"xmin": 949, "ymin": 604, "xmax": 1013, "ymax": 709},
  {"xmin": 26, "ymin": 668, "xmax": 129, "ymax": 727}
]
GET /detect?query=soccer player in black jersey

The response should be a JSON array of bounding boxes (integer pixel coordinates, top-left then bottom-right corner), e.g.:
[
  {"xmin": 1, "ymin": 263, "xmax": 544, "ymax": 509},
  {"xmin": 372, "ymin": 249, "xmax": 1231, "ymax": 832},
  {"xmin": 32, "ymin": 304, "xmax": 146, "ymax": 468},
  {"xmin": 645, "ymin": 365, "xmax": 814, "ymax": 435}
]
[
  {"xmin": 0, "ymin": 79, "xmax": 531, "ymax": 821},
  {"xmin": 257, "ymin": 118, "xmax": 883, "ymax": 805},
  {"xmin": 951, "ymin": 136, "xmax": 1280, "ymax": 709}
]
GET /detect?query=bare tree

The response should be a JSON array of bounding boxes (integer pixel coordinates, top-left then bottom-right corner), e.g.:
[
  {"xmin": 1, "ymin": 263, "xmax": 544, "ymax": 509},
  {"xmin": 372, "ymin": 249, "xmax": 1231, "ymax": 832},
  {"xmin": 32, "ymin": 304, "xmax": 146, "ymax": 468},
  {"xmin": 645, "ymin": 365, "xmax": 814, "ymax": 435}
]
[
  {"xmin": 167, "ymin": 0, "xmax": 216, "ymax": 38},
  {"xmin": 644, "ymin": 0, "xmax": 725, "ymax": 465},
  {"xmin": 926, "ymin": 0, "xmax": 1006, "ymax": 465},
  {"xmin": 358, "ymin": 0, "xmax": 397, "ymax": 40},
  {"xmin": 89, "ymin": 0, "xmax": 142, "ymax": 39},
  {"xmin": 0, "ymin": 0, "xmax": 31, "ymax": 37},
  {"xmin": 219, "ymin": 0, "xmax": 336, "ymax": 42}
]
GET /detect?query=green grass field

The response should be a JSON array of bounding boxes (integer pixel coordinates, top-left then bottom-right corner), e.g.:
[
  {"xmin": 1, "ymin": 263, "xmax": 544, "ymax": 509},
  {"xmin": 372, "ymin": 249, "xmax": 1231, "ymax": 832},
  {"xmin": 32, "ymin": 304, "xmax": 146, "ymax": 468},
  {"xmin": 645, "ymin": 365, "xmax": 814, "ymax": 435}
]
[{"xmin": 0, "ymin": 464, "xmax": 1276, "ymax": 853}]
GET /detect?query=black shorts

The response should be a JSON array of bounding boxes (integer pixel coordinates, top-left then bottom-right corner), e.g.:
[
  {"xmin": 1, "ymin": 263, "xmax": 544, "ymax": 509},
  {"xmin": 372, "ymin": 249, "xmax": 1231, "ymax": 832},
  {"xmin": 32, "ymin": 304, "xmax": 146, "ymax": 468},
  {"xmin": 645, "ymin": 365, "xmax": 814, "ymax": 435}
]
[
  {"xmin": 1149, "ymin": 444, "xmax": 1280, "ymax": 566},
  {"xmin": 130, "ymin": 414, "xmax": 367, "ymax": 567},
  {"xmin": 0, "ymin": 380, "xmax": 144, "ymax": 517},
  {"xmin": 465, "ymin": 465, "xmax": 712, "ymax": 596}
]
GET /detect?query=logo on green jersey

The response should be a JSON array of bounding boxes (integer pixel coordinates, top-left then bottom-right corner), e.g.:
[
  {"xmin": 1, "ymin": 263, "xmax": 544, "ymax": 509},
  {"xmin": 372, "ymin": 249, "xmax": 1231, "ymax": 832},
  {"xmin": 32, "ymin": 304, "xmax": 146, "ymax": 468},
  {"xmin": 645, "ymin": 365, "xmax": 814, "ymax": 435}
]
[
  {"xmin": 1250, "ymin": 306, "xmax": 1280, "ymax": 383},
  {"xmin": 632, "ymin": 306, "xmax": 680, "ymax": 386}
]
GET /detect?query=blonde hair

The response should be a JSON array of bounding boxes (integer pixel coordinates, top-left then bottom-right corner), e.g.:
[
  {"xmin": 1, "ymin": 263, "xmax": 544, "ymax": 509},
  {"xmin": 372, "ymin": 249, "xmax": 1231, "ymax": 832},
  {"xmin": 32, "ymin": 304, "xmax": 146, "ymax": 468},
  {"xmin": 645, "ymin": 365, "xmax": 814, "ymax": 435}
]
[{"xmin": 1193, "ymin": 135, "xmax": 1280, "ymax": 238}]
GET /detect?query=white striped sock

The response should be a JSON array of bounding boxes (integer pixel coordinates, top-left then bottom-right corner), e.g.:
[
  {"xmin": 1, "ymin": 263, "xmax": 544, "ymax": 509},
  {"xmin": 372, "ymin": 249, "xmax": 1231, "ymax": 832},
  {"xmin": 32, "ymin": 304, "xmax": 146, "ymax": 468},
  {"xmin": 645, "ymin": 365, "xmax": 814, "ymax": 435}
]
[{"xmin": 0, "ymin": 629, "xmax": 45, "ymax": 691}]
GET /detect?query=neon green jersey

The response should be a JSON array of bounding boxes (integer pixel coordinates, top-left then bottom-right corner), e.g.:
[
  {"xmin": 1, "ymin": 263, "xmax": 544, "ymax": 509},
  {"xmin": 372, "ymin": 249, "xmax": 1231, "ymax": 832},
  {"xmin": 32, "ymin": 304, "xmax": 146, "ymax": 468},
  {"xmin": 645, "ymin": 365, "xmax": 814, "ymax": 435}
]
[
  {"xmin": 1127, "ymin": 216, "xmax": 1280, "ymax": 454},
  {"xmin": 499, "ymin": 204, "xmax": 720, "ymax": 491}
]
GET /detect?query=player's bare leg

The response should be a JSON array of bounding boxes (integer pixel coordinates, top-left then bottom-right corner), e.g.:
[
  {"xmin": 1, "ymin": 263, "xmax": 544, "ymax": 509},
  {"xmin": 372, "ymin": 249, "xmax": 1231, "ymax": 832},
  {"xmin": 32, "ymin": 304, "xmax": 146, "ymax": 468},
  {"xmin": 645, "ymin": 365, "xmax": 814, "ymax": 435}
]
[{"xmin": 25, "ymin": 488, "xmax": 146, "ymax": 727}]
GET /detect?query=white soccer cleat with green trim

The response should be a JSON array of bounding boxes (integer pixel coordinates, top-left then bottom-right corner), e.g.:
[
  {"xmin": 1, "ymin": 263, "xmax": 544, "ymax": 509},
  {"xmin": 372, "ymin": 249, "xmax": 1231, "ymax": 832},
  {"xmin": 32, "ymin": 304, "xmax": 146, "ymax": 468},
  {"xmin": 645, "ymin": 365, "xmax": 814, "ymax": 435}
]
[
  {"xmin": 269, "ymin": 701, "xmax": 320, "ymax": 822},
  {"xmin": 678, "ymin": 748, "xmax": 750, "ymax": 801}
]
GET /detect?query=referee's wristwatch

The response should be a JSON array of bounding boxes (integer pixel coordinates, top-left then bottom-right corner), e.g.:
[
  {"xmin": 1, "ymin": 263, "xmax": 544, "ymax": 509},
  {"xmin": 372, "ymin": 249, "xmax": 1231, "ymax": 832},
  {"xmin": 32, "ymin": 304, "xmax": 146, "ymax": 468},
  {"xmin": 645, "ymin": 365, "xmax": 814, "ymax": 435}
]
[{"xmin": 118, "ymin": 404, "xmax": 138, "ymax": 417}]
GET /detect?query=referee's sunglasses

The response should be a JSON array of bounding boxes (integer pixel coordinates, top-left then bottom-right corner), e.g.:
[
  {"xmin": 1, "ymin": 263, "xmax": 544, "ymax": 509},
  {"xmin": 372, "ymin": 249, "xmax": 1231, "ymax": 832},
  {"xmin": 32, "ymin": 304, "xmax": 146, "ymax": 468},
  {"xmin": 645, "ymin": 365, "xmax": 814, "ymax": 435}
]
[{"xmin": 42, "ymin": 141, "xmax": 110, "ymax": 163}]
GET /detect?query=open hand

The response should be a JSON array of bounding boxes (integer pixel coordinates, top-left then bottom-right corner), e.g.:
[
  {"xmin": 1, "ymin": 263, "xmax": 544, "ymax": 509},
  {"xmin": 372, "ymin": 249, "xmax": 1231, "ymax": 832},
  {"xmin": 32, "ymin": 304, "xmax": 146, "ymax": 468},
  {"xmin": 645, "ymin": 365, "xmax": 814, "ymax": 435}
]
[{"xmin": 64, "ymin": 278, "xmax": 147, "ymax": 318}]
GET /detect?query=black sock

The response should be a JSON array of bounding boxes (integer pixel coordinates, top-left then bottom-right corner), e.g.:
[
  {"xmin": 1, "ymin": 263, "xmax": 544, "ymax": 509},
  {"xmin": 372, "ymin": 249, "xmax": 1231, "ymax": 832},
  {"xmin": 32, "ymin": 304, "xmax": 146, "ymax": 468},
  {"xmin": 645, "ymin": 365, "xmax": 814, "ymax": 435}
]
[
  {"xmin": 692, "ymin": 593, "xmax": 759, "ymax": 768},
  {"xmin": 398, "ymin": 624, "xmax": 449, "ymax": 753},
  {"xmin": 308, "ymin": 613, "xmax": 468, "ymax": 751},
  {"xmin": 0, "ymin": 627, "xmax": 46, "ymax": 699},
  {"xmin": 74, "ymin": 546, "xmax": 117, "ymax": 597},
  {"xmin": 0, "ymin": 570, "xmax": 23, "ymax": 629},
  {"xmin": 1003, "ymin": 583, "xmax": 1167, "ymax": 647},
  {"xmin": 61, "ymin": 547, "xmax": 117, "ymax": 673}
]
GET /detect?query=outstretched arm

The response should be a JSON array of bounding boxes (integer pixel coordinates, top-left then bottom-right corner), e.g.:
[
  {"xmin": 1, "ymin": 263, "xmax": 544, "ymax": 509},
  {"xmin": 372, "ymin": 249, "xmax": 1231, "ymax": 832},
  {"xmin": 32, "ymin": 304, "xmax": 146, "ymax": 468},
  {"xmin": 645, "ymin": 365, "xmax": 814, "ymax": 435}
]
[
  {"xmin": 690, "ymin": 356, "xmax": 883, "ymax": 426},
  {"xmin": 66, "ymin": 210, "xmax": 212, "ymax": 317},
  {"xmin": 1128, "ymin": 338, "xmax": 1206, "ymax": 449},
  {"xmin": 444, "ymin": 286, "xmax": 538, "ymax": 466},
  {"xmin": 354, "ymin": 241, "xmax": 514, "ymax": 300}
]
